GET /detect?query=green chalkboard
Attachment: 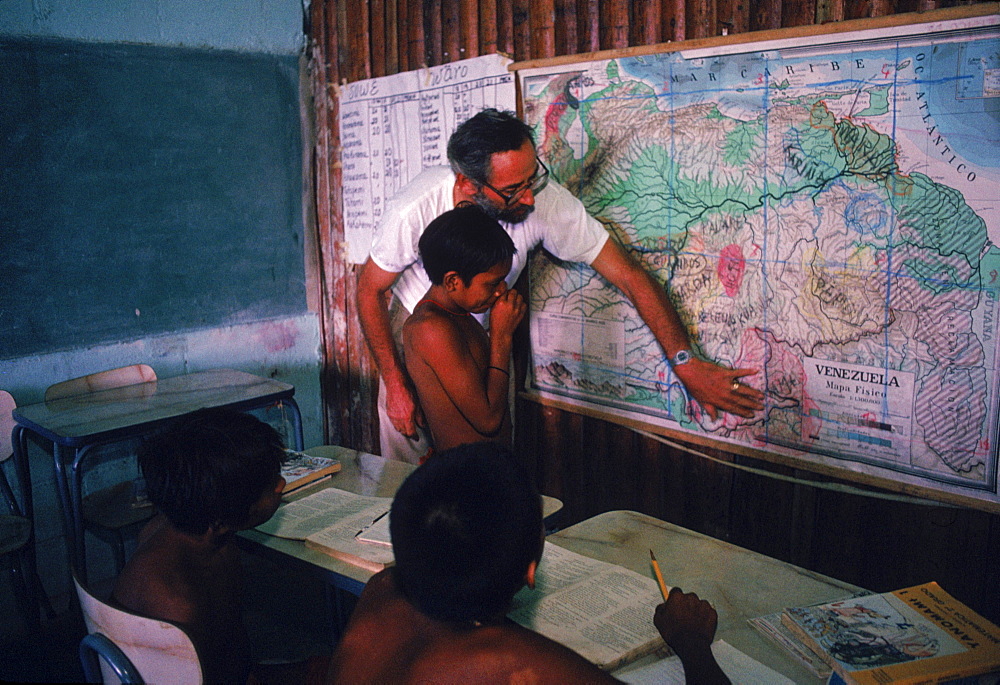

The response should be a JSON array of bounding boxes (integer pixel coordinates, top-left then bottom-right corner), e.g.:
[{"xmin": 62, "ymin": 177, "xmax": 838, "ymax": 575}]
[{"xmin": 0, "ymin": 38, "xmax": 306, "ymax": 358}]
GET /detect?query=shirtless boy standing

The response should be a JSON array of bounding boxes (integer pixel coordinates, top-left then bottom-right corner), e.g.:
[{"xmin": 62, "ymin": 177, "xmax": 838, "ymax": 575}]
[
  {"xmin": 401, "ymin": 203, "xmax": 527, "ymax": 454},
  {"xmin": 112, "ymin": 408, "xmax": 287, "ymax": 684}
]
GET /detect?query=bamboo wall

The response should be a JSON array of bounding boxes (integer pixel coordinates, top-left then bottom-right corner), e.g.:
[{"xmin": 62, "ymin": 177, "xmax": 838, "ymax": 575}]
[{"xmin": 307, "ymin": 0, "xmax": 999, "ymax": 623}]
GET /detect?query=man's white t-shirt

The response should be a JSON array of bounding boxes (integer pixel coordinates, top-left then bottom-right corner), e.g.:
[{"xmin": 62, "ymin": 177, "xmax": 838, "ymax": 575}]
[{"xmin": 369, "ymin": 166, "xmax": 610, "ymax": 314}]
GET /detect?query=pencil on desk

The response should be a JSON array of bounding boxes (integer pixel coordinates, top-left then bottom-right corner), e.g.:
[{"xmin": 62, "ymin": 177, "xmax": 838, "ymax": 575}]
[{"xmin": 650, "ymin": 549, "xmax": 672, "ymax": 601}]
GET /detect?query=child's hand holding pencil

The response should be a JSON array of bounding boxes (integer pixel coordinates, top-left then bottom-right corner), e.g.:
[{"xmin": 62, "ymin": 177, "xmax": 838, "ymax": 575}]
[{"xmin": 648, "ymin": 553, "xmax": 730, "ymax": 684}]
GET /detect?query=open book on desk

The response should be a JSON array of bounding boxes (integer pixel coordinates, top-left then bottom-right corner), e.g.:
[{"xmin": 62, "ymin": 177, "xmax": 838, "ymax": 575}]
[
  {"xmin": 355, "ymin": 510, "xmax": 392, "ymax": 546},
  {"xmin": 616, "ymin": 640, "xmax": 795, "ymax": 684},
  {"xmin": 255, "ymin": 487, "xmax": 394, "ymax": 572},
  {"xmin": 508, "ymin": 541, "xmax": 668, "ymax": 671}
]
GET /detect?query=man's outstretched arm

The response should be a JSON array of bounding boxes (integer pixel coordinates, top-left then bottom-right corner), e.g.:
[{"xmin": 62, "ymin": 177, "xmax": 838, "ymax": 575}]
[
  {"xmin": 357, "ymin": 258, "xmax": 424, "ymax": 438},
  {"xmin": 589, "ymin": 239, "xmax": 764, "ymax": 420}
]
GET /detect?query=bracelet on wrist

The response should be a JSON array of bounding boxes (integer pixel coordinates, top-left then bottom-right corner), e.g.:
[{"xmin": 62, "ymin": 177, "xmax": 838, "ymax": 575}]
[{"xmin": 487, "ymin": 365, "xmax": 510, "ymax": 376}]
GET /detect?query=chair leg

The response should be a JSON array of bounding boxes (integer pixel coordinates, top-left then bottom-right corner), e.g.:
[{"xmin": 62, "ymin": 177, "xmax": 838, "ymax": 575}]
[
  {"xmin": 10, "ymin": 546, "xmax": 56, "ymax": 625},
  {"xmin": 26, "ymin": 558, "xmax": 56, "ymax": 620},
  {"xmin": 112, "ymin": 530, "xmax": 127, "ymax": 575},
  {"xmin": 19, "ymin": 533, "xmax": 56, "ymax": 620},
  {"xmin": 8, "ymin": 562, "xmax": 38, "ymax": 629}
]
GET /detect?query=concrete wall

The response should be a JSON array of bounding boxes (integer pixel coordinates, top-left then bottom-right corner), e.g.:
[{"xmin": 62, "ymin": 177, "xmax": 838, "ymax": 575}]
[
  {"xmin": 0, "ymin": 0, "xmax": 305, "ymax": 53},
  {"xmin": 0, "ymin": 0, "xmax": 322, "ymax": 630}
]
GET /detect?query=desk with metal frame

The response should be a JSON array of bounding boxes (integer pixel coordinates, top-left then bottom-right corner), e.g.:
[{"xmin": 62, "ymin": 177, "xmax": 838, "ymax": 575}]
[
  {"xmin": 238, "ymin": 445, "xmax": 563, "ymax": 597},
  {"xmin": 12, "ymin": 367, "xmax": 303, "ymax": 582},
  {"xmin": 239, "ymin": 446, "xmax": 413, "ymax": 598},
  {"xmin": 246, "ymin": 471, "xmax": 863, "ymax": 683}
]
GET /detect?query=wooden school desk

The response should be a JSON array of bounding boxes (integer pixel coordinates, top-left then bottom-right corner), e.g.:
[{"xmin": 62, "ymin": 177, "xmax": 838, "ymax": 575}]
[
  {"xmin": 12, "ymin": 367, "xmax": 303, "ymax": 582},
  {"xmin": 551, "ymin": 510, "xmax": 865, "ymax": 683}
]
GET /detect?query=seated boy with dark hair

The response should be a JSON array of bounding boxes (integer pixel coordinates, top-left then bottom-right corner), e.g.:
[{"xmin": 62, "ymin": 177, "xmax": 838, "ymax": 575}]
[
  {"xmin": 402, "ymin": 203, "xmax": 527, "ymax": 454},
  {"xmin": 327, "ymin": 442, "xmax": 730, "ymax": 684},
  {"xmin": 112, "ymin": 407, "xmax": 287, "ymax": 684}
]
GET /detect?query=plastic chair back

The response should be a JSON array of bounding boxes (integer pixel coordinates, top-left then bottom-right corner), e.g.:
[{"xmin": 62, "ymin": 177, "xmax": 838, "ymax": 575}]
[
  {"xmin": 0, "ymin": 390, "xmax": 54, "ymax": 628},
  {"xmin": 0, "ymin": 390, "xmax": 27, "ymax": 519},
  {"xmin": 73, "ymin": 573, "xmax": 203, "ymax": 684},
  {"xmin": 0, "ymin": 390, "xmax": 15, "ymax": 463},
  {"xmin": 45, "ymin": 364, "xmax": 156, "ymax": 401}
]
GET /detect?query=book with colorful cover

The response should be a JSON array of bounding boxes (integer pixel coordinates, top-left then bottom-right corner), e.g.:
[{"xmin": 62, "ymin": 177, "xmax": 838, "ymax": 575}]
[
  {"xmin": 281, "ymin": 449, "xmax": 342, "ymax": 495},
  {"xmin": 780, "ymin": 582, "xmax": 1000, "ymax": 684}
]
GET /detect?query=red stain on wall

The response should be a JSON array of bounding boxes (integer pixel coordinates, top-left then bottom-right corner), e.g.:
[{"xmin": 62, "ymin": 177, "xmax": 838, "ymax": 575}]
[{"xmin": 259, "ymin": 320, "xmax": 298, "ymax": 353}]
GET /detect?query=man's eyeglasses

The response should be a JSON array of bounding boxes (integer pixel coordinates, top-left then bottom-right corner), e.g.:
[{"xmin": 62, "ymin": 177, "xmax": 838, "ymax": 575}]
[{"xmin": 481, "ymin": 157, "xmax": 550, "ymax": 207}]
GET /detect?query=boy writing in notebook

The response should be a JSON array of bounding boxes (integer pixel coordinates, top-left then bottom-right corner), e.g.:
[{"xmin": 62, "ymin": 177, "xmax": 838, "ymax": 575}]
[
  {"xmin": 113, "ymin": 408, "xmax": 324, "ymax": 684},
  {"xmin": 401, "ymin": 203, "xmax": 527, "ymax": 455},
  {"xmin": 327, "ymin": 442, "xmax": 729, "ymax": 684}
]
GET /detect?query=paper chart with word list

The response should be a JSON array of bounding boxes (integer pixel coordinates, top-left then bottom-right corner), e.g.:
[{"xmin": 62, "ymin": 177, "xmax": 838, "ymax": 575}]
[{"xmin": 338, "ymin": 53, "xmax": 514, "ymax": 265}]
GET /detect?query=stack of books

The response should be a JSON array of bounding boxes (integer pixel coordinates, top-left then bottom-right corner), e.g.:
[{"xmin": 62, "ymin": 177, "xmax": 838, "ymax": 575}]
[
  {"xmin": 280, "ymin": 449, "xmax": 342, "ymax": 496},
  {"xmin": 751, "ymin": 582, "xmax": 1000, "ymax": 684}
]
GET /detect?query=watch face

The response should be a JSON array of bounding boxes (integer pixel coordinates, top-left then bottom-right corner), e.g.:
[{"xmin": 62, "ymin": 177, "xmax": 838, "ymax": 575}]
[{"xmin": 672, "ymin": 350, "xmax": 692, "ymax": 366}]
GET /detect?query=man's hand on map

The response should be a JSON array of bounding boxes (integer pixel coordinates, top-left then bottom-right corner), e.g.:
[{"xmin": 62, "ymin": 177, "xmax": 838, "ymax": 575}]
[{"xmin": 673, "ymin": 358, "xmax": 763, "ymax": 420}]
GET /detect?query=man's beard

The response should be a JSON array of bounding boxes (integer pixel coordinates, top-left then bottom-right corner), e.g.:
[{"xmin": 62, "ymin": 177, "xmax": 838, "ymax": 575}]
[{"xmin": 473, "ymin": 189, "xmax": 535, "ymax": 224}]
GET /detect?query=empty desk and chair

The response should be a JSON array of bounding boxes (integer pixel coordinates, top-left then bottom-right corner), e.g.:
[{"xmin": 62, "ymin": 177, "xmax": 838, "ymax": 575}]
[{"xmin": 11, "ymin": 367, "xmax": 304, "ymax": 585}]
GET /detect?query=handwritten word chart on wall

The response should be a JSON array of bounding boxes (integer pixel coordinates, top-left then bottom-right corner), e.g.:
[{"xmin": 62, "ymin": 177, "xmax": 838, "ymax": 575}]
[{"xmin": 338, "ymin": 54, "xmax": 514, "ymax": 264}]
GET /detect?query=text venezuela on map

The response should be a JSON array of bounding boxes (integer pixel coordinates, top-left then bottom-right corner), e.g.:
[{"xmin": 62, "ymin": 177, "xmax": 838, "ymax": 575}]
[{"xmin": 519, "ymin": 15, "xmax": 1000, "ymax": 505}]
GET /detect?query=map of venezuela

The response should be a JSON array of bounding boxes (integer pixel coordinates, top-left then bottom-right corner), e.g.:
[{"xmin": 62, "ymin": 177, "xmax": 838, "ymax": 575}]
[{"xmin": 519, "ymin": 16, "xmax": 1000, "ymax": 506}]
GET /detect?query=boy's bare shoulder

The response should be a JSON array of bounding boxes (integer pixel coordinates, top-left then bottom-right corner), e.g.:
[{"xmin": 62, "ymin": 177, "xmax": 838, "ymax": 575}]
[
  {"xmin": 402, "ymin": 305, "xmax": 465, "ymax": 347},
  {"xmin": 333, "ymin": 571, "xmax": 618, "ymax": 683},
  {"xmin": 113, "ymin": 545, "xmax": 194, "ymax": 626},
  {"xmin": 410, "ymin": 621, "xmax": 619, "ymax": 684}
]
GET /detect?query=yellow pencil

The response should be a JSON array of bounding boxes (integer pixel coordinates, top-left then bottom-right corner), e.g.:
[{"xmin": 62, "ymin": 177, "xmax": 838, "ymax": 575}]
[{"xmin": 650, "ymin": 549, "xmax": 672, "ymax": 601}]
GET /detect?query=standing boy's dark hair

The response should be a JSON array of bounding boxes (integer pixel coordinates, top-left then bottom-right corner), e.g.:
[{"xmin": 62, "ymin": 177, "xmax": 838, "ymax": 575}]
[
  {"xmin": 447, "ymin": 108, "xmax": 536, "ymax": 185},
  {"xmin": 418, "ymin": 204, "xmax": 517, "ymax": 285},
  {"xmin": 138, "ymin": 407, "xmax": 285, "ymax": 535},
  {"xmin": 389, "ymin": 442, "xmax": 543, "ymax": 624}
]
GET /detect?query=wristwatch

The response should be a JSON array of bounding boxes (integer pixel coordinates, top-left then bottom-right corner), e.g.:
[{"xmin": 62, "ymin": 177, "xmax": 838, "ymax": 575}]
[{"xmin": 669, "ymin": 349, "xmax": 694, "ymax": 367}]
